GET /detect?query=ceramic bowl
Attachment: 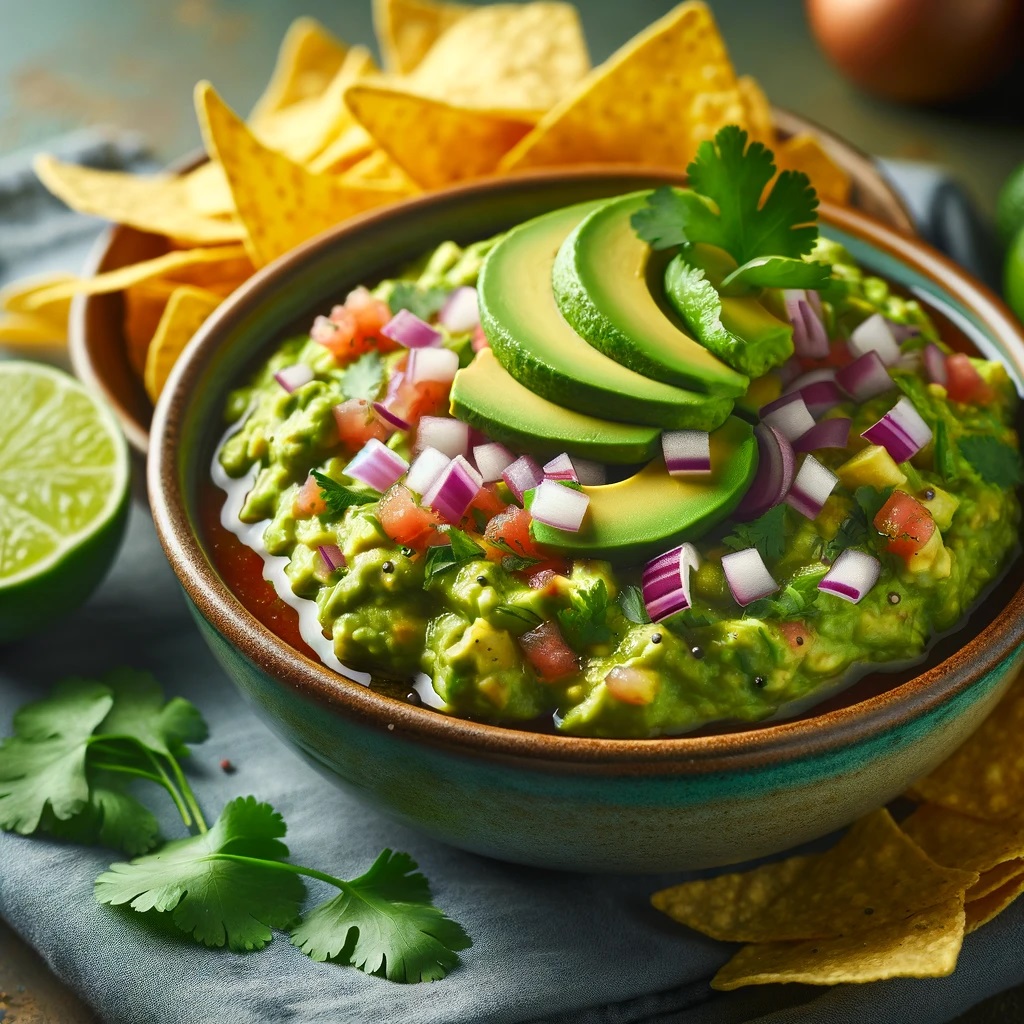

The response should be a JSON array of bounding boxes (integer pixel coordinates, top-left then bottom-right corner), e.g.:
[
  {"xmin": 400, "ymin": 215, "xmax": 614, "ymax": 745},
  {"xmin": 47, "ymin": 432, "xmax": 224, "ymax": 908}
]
[
  {"xmin": 148, "ymin": 169, "xmax": 1024, "ymax": 873},
  {"xmin": 72, "ymin": 108, "xmax": 913, "ymax": 457}
]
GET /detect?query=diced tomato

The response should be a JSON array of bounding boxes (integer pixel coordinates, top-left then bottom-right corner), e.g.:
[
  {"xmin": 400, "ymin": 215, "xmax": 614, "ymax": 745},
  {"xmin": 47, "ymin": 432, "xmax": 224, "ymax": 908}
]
[
  {"xmin": 378, "ymin": 484, "xmax": 443, "ymax": 548},
  {"xmin": 799, "ymin": 340, "xmax": 854, "ymax": 371},
  {"xmin": 874, "ymin": 490, "xmax": 935, "ymax": 559},
  {"xmin": 944, "ymin": 353, "xmax": 993, "ymax": 404},
  {"xmin": 471, "ymin": 325, "xmax": 489, "ymax": 352},
  {"xmin": 293, "ymin": 475, "xmax": 327, "ymax": 517},
  {"xmin": 518, "ymin": 620, "xmax": 579, "ymax": 683},
  {"xmin": 345, "ymin": 286, "xmax": 394, "ymax": 343},
  {"xmin": 605, "ymin": 666, "xmax": 658, "ymax": 705},
  {"xmin": 465, "ymin": 483, "xmax": 507, "ymax": 524},
  {"xmin": 332, "ymin": 398, "xmax": 389, "ymax": 451},
  {"xmin": 389, "ymin": 376, "xmax": 451, "ymax": 426},
  {"xmin": 484, "ymin": 506, "xmax": 545, "ymax": 562}
]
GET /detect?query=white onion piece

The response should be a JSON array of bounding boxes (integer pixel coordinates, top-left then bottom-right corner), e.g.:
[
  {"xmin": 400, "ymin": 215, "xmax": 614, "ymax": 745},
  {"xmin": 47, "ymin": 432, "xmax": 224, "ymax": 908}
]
[
  {"xmin": 662, "ymin": 430, "xmax": 711, "ymax": 475},
  {"xmin": 571, "ymin": 458, "xmax": 607, "ymax": 485},
  {"xmin": 849, "ymin": 313, "xmax": 901, "ymax": 366},
  {"xmin": 861, "ymin": 397, "xmax": 933, "ymax": 463},
  {"xmin": 835, "ymin": 350, "xmax": 895, "ymax": 402},
  {"xmin": 473, "ymin": 441, "xmax": 516, "ymax": 484},
  {"xmin": 761, "ymin": 392, "xmax": 816, "ymax": 443},
  {"xmin": 529, "ymin": 480, "xmax": 590, "ymax": 532},
  {"xmin": 438, "ymin": 286, "xmax": 480, "ymax": 333},
  {"xmin": 407, "ymin": 346, "xmax": 459, "ymax": 384},
  {"xmin": 344, "ymin": 438, "xmax": 409, "ymax": 492},
  {"xmin": 415, "ymin": 415, "xmax": 470, "ymax": 458},
  {"xmin": 641, "ymin": 543, "xmax": 700, "ymax": 621},
  {"xmin": 543, "ymin": 453, "xmax": 577, "ymax": 481},
  {"xmin": 818, "ymin": 549, "xmax": 881, "ymax": 604},
  {"xmin": 405, "ymin": 447, "xmax": 451, "ymax": 496},
  {"xmin": 784, "ymin": 455, "xmax": 839, "ymax": 520},
  {"xmin": 422, "ymin": 455, "xmax": 482, "ymax": 522},
  {"xmin": 784, "ymin": 289, "xmax": 829, "ymax": 358},
  {"xmin": 274, "ymin": 364, "xmax": 315, "ymax": 393},
  {"xmin": 502, "ymin": 455, "xmax": 544, "ymax": 503},
  {"xmin": 381, "ymin": 309, "xmax": 442, "ymax": 349},
  {"xmin": 722, "ymin": 548, "xmax": 779, "ymax": 606},
  {"xmin": 923, "ymin": 343, "xmax": 949, "ymax": 386}
]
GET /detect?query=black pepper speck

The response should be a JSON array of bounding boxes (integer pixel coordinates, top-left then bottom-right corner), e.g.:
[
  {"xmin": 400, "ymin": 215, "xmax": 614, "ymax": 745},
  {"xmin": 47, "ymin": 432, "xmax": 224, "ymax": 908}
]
[
  {"xmin": 753, "ymin": 676, "xmax": 766, "ymax": 688},
  {"xmin": 651, "ymin": 632, "xmax": 663, "ymax": 645},
  {"xmin": 477, "ymin": 576, "xmax": 488, "ymax": 586},
  {"xmin": 382, "ymin": 560, "xmax": 395, "ymax": 574},
  {"xmin": 888, "ymin": 592, "xmax": 901, "ymax": 605},
  {"xmin": 690, "ymin": 646, "xmax": 705, "ymax": 660}
]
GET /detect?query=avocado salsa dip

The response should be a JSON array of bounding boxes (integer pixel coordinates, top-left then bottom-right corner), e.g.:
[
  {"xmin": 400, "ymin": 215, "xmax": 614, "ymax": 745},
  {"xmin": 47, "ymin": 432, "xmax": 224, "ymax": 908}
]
[{"xmin": 210, "ymin": 128, "xmax": 1022, "ymax": 739}]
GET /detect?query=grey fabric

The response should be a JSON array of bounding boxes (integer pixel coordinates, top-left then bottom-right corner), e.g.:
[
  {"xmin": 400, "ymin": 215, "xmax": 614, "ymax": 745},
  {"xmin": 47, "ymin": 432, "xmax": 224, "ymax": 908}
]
[{"xmin": 0, "ymin": 134, "xmax": 1016, "ymax": 1024}]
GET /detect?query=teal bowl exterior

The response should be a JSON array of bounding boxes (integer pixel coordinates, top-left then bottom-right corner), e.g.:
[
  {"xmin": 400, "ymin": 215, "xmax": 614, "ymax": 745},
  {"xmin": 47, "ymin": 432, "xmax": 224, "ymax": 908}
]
[{"xmin": 150, "ymin": 170, "xmax": 1024, "ymax": 873}]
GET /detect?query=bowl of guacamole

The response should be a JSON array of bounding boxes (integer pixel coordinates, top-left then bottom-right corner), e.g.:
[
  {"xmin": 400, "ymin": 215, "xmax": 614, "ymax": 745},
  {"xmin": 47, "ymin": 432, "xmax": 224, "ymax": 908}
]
[{"xmin": 149, "ymin": 153, "xmax": 1024, "ymax": 871}]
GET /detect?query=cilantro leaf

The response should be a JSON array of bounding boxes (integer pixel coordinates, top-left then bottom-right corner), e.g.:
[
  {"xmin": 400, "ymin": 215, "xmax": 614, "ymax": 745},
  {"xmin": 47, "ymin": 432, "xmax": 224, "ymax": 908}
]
[
  {"xmin": 290, "ymin": 849, "xmax": 471, "ymax": 982},
  {"xmin": 744, "ymin": 571, "xmax": 824, "ymax": 620},
  {"xmin": 0, "ymin": 680, "xmax": 114, "ymax": 834},
  {"xmin": 312, "ymin": 471, "xmax": 376, "ymax": 517},
  {"xmin": 340, "ymin": 351, "xmax": 384, "ymax": 402},
  {"xmin": 722, "ymin": 504, "xmax": 788, "ymax": 563},
  {"xmin": 933, "ymin": 420, "xmax": 956, "ymax": 483},
  {"xmin": 720, "ymin": 255, "xmax": 831, "ymax": 296},
  {"xmin": 959, "ymin": 435, "xmax": 1024, "ymax": 488},
  {"xmin": 423, "ymin": 527, "xmax": 485, "ymax": 585},
  {"xmin": 630, "ymin": 185, "xmax": 716, "ymax": 250},
  {"xmin": 823, "ymin": 508, "xmax": 871, "ymax": 562},
  {"xmin": 95, "ymin": 796, "xmax": 304, "ymax": 952},
  {"xmin": 493, "ymin": 604, "xmax": 543, "ymax": 633},
  {"xmin": 556, "ymin": 579, "xmax": 612, "ymax": 649},
  {"xmin": 489, "ymin": 538, "xmax": 542, "ymax": 572},
  {"xmin": 617, "ymin": 585, "xmax": 651, "ymax": 624},
  {"xmin": 388, "ymin": 283, "xmax": 448, "ymax": 322},
  {"xmin": 854, "ymin": 484, "xmax": 893, "ymax": 526}
]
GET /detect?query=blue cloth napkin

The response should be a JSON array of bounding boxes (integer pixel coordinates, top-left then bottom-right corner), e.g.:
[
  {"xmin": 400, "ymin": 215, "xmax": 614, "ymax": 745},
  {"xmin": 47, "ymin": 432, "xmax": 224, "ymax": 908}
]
[{"xmin": 0, "ymin": 137, "xmax": 1018, "ymax": 1024}]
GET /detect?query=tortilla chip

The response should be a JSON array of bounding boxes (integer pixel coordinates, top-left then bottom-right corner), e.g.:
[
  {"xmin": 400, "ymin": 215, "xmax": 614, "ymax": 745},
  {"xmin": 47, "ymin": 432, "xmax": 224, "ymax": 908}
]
[
  {"xmin": 340, "ymin": 149, "xmax": 418, "ymax": 192},
  {"xmin": 344, "ymin": 85, "xmax": 532, "ymax": 188},
  {"xmin": 499, "ymin": 1, "xmax": 738, "ymax": 171},
  {"xmin": 143, "ymin": 286, "xmax": 221, "ymax": 402},
  {"xmin": 182, "ymin": 160, "xmax": 236, "ymax": 219},
  {"xmin": 902, "ymin": 804, "xmax": 1024, "ymax": 874},
  {"xmin": 0, "ymin": 313, "xmax": 66, "ymax": 349},
  {"xmin": 711, "ymin": 899, "xmax": 965, "ymax": 990},
  {"xmin": 0, "ymin": 272, "xmax": 77, "ymax": 331},
  {"xmin": 307, "ymin": 124, "xmax": 379, "ymax": 176},
  {"xmin": 738, "ymin": 75, "xmax": 774, "ymax": 144},
  {"xmin": 34, "ymin": 156, "xmax": 244, "ymax": 245},
  {"xmin": 374, "ymin": 0, "xmax": 470, "ymax": 74},
  {"xmin": 196, "ymin": 83, "xmax": 406, "ymax": 267},
  {"xmin": 775, "ymin": 133, "xmax": 851, "ymax": 205},
  {"xmin": 406, "ymin": 2, "xmax": 590, "ymax": 116},
  {"xmin": 651, "ymin": 809, "xmax": 976, "ymax": 943},
  {"xmin": 124, "ymin": 281, "xmax": 176, "ymax": 376},
  {"xmin": 248, "ymin": 18, "xmax": 348, "ymax": 126},
  {"xmin": 908, "ymin": 673, "xmax": 1024, "ymax": 820},
  {"xmin": 965, "ymin": 873, "xmax": 1024, "ymax": 934},
  {"xmin": 685, "ymin": 88, "xmax": 749, "ymax": 156},
  {"xmin": 968, "ymin": 859, "xmax": 1024, "ymax": 902}
]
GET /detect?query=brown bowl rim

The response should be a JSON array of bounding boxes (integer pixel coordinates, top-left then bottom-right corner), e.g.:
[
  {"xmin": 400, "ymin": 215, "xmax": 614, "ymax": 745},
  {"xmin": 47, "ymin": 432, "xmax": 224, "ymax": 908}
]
[{"xmin": 148, "ymin": 169, "xmax": 1024, "ymax": 775}]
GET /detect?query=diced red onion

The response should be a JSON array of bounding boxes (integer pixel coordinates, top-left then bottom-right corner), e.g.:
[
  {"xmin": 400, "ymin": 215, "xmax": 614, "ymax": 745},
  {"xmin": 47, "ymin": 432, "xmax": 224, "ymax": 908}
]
[
  {"xmin": 760, "ymin": 392, "xmax": 815, "ymax": 443},
  {"xmin": 407, "ymin": 346, "xmax": 459, "ymax": 384},
  {"xmin": 543, "ymin": 453, "xmax": 578, "ymax": 482},
  {"xmin": 317, "ymin": 544, "xmax": 346, "ymax": 573},
  {"xmin": 572, "ymin": 458, "xmax": 607, "ymax": 486},
  {"xmin": 923, "ymin": 344, "xmax": 948, "ymax": 386},
  {"xmin": 311, "ymin": 315, "xmax": 336, "ymax": 344},
  {"xmin": 784, "ymin": 368, "xmax": 844, "ymax": 417},
  {"xmin": 793, "ymin": 417, "xmax": 851, "ymax": 453},
  {"xmin": 381, "ymin": 309, "xmax": 442, "ymax": 349},
  {"xmin": 641, "ymin": 543, "xmax": 700, "ymax": 621},
  {"xmin": 722, "ymin": 548, "xmax": 779, "ymax": 606},
  {"xmin": 274, "ymin": 364, "xmax": 314, "ymax": 393},
  {"xmin": 663, "ymin": 429, "xmax": 711, "ymax": 475},
  {"xmin": 502, "ymin": 455, "xmax": 544, "ymax": 503},
  {"xmin": 778, "ymin": 355, "xmax": 803, "ymax": 388},
  {"xmin": 818, "ymin": 548, "xmax": 881, "ymax": 604},
  {"xmin": 784, "ymin": 455, "xmax": 839, "ymax": 520},
  {"xmin": 405, "ymin": 447, "xmax": 451, "ymax": 496},
  {"xmin": 889, "ymin": 321, "xmax": 921, "ymax": 343},
  {"xmin": 784, "ymin": 289, "xmax": 829, "ymax": 358},
  {"xmin": 861, "ymin": 396, "xmax": 933, "ymax": 463},
  {"xmin": 849, "ymin": 313, "xmax": 901, "ymax": 366},
  {"xmin": 835, "ymin": 351, "xmax": 895, "ymax": 403},
  {"xmin": 438, "ymin": 286, "xmax": 480, "ymax": 333},
  {"xmin": 473, "ymin": 441, "xmax": 516, "ymax": 483},
  {"xmin": 734, "ymin": 423, "xmax": 796, "ymax": 521},
  {"xmin": 344, "ymin": 438, "xmax": 410, "ymax": 492},
  {"xmin": 422, "ymin": 455, "xmax": 482, "ymax": 522},
  {"xmin": 372, "ymin": 401, "xmax": 411, "ymax": 433},
  {"xmin": 415, "ymin": 415, "xmax": 470, "ymax": 458},
  {"xmin": 529, "ymin": 479, "xmax": 590, "ymax": 533}
]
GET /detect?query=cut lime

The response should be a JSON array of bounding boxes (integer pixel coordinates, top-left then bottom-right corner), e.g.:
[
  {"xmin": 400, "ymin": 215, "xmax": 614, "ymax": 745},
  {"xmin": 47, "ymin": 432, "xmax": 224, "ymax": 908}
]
[
  {"xmin": 1005, "ymin": 227, "xmax": 1024, "ymax": 326},
  {"xmin": 0, "ymin": 361, "xmax": 129, "ymax": 643},
  {"xmin": 996, "ymin": 163, "xmax": 1024, "ymax": 246}
]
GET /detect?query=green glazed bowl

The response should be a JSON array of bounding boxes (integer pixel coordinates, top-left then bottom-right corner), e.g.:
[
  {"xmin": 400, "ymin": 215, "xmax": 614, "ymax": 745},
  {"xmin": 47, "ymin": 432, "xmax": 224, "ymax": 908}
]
[{"xmin": 149, "ymin": 169, "xmax": 1024, "ymax": 873}]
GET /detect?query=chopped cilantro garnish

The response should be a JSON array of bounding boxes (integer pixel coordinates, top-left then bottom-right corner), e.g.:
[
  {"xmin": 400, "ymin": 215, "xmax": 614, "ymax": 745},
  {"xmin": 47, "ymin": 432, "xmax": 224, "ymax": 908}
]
[
  {"xmin": 959, "ymin": 435, "xmax": 1024, "ymax": 488},
  {"xmin": 489, "ymin": 538, "xmax": 542, "ymax": 572},
  {"xmin": 422, "ymin": 527, "xmax": 485, "ymax": 584},
  {"xmin": 493, "ymin": 605, "xmax": 543, "ymax": 631},
  {"xmin": 340, "ymin": 351, "xmax": 384, "ymax": 402},
  {"xmin": 556, "ymin": 579, "xmax": 612, "ymax": 650},
  {"xmin": 312, "ymin": 471, "xmax": 376, "ymax": 517},
  {"xmin": 722, "ymin": 504, "xmax": 788, "ymax": 563},
  {"xmin": 617, "ymin": 585, "xmax": 651, "ymax": 625},
  {"xmin": 388, "ymin": 282, "xmax": 449, "ymax": 322},
  {"xmin": 854, "ymin": 484, "xmax": 893, "ymax": 526},
  {"xmin": 744, "ymin": 571, "xmax": 824, "ymax": 620},
  {"xmin": 823, "ymin": 509, "xmax": 871, "ymax": 562},
  {"xmin": 933, "ymin": 420, "xmax": 956, "ymax": 483}
]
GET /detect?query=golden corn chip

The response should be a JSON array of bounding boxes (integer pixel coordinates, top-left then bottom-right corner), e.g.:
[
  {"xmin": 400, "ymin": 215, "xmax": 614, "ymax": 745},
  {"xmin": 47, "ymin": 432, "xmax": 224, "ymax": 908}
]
[
  {"xmin": 34, "ymin": 156, "xmax": 244, "ymax": 245},
  {"xmin": 0, "ymin": 272, "xmax": 77, "ymax": 331},
  {"xmin": 143, "ymin": 286, "xmax": 222, "ymax": 402},
  {"xmin": 775, "ymin": 133, "xmax": 851, "ymax": 205},
  {"xmin": 737, "ymin": 75, "xmax": 774, "ymax": 144},
  {"xmin": 341, "ymin": 149, "xmax": 418, "ymax": 192},
  {"xmin": 124, "ymin": 281, "xmax": 176, "ymax": 376},
  {"xmin": 183, "ymin": 160, "xmax": 236, "ymax": 219},
  {"xmin": 374, "ymin": 0, "xmax": 470, "ymax": 75},
  {"xmin": 966, "ymin": 873, "xmax": 1024, "ymax": 934},
  {"xmin": 406, "ymin": 3, "xmax": 590, "ymax": 117},
  {"xmin": 652, "ymin": 810, "xmax": 976, "ymax": 943},
  {"xmin": 307, "ymin": 124, "xmax": 378, "ymax": 176},
  {"xmin": 902, "ymin": 803, "xmax": 1024, "ymax": 874},
  {"xmin": 968, "ymin": 859, "xmax": 1024, "ymax": 902},
  {"xmin": 345, "ymin": 85, "xmax": 532, "ymax": 189},
  {"xmin": 248, "ymin": 18, "xmax": 348, "ymax": 127},
  {"xmin": 711, "ymin": 899, "xmax": 965, "ymax": 990},
  {"xmin": 197, "ymin": 83, "xmax": 406, "ymax": 267},
  {"xmin": 500, "ymin": 1, "xmax": 738, "ymax": 172},
  {"xmin": 0, "ymin": 313, "xmax": 66, "ymax": 349},
  {"xmin": 909, "ymin": 673, "xmax": 1024, "ymax": 820},
  {"xmin": 685, "ymin": 89, "xmax": 749, "ymax": 158}
]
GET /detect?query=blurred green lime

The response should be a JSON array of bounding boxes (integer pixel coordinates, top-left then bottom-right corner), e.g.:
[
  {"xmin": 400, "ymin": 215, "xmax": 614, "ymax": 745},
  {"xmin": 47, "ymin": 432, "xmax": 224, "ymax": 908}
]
[
  {"xmin": 996, "ymin": 163, "xmax": 1024, "ymax": 245},
  {"xmin": 1005, "ymin": 227, "xmax": 1024, "ymax": 325}
]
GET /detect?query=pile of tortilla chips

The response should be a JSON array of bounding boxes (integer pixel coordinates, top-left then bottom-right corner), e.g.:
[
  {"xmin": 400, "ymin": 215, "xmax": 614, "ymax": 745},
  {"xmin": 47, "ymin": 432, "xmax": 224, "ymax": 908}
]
[
  {"xmin": 652, "ymin": 667, "xmax": 1024, "ymax": 989},
  {"xmin": 0, "ymin": 0, "xmax": 850, "ymax": 404}
]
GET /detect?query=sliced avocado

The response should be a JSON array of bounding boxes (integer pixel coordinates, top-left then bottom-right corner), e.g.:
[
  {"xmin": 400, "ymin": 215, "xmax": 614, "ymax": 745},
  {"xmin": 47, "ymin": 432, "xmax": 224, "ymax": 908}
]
[
  {"xmin": 479, "ymin": 203, "xmax": 732, "ymax": 430},
  {"xmin": 552, "ymin": 193, "xmax": 748, "ymax": 397},
  {"xmin": 665, "ymin": 243, "xmax": 793, "ymax": 378},
  {"xmin": 451, "ymin": 349, "xmax": 659, "ymax": 464},
  {"xmin": 530, "ymin": 417, "xmax": 757, "ymax": 563}
]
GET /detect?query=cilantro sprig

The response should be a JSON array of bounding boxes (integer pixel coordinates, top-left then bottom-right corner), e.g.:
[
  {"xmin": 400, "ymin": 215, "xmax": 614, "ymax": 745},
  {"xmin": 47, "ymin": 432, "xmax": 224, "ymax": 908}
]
[
  {"xmin": 423, "ymin": 526, "xmax": 486, "ymax": 585},
  {"xmin": 722, "ymin": 504, "xmax": 788, "ymax": 563},
  {"xmin": 312, "ymin": 470, "xmax": 376, "ymax": 516},
  {"xmin": 388, "ymin": 282, "xmax": 449, "ymax": 322},
  {"xmin": 959, "ymin": 435, "xmax": 1024, "ymax": 488},
  {"xmin": 340, "ymin": 351, "xmax": 384, "ymax": 401},
  {"xmin": 557, "ymin": 579, "xmax": 612, "ymax": 650},
  {"xmin": 1, "ymin": 671, "xmax": 470, "ymax": 981}
]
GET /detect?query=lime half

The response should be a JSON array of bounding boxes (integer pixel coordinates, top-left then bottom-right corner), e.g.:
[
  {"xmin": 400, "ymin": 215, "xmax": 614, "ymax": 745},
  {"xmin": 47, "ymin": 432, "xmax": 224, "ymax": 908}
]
[
  {"xmin": 997, "ymin": 163, "xmax": 1024, "ymax": 246},
  {"xmin": 0, "ymin": 361, "xmax": 129, "ymax": 643}
]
